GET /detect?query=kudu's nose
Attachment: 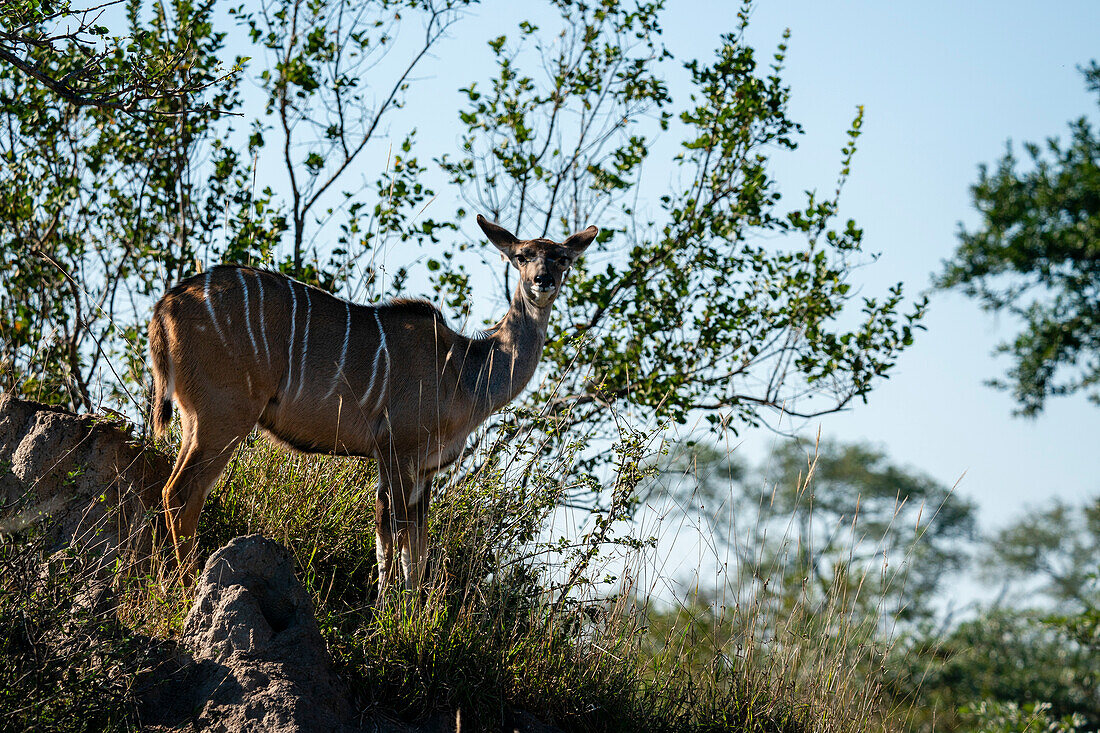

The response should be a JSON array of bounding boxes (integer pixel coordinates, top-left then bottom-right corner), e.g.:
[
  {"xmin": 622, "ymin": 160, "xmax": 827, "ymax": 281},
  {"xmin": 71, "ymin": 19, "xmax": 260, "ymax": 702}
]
[{"xmin": 534, "ymin": 273, "xmax": 554, "ymax": 288}]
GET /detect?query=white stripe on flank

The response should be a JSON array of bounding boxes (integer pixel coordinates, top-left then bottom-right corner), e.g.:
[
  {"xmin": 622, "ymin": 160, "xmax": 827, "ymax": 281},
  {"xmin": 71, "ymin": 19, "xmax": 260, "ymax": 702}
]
[
  {"xmin": 372, "ymin": 310, "xmax": 390, "ymax": 415},
  {"xmin": 254, "ymin": 272, "xmax": 272, "ymax": 368},
  {"xmin": 236, "ymin": 269, "xmax": 260, "ymax": 359},
  {"xmin": 326, "ymin": 301, "xmax": 351, "ymax": 400},
  {"xmin": 204, "ymin": 271, "xmax": 229, "ymax": 346},
  {"xmin": 285, "ymin": 280, "xmax": 299, "ymax": 395},
  {"xmin": 294, "ymin": 287, "xmax": 312, "ymax": 401},
  {"xmin": 359, "ymin": 309, "xmax": 389, "ymax": 411}
]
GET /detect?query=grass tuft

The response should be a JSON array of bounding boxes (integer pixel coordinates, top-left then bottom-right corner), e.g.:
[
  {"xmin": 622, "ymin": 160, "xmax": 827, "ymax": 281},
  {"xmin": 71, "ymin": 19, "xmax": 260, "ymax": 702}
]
[{"xmin": 0, "ymin": 535, "xmax": 142, "ymax": 732}]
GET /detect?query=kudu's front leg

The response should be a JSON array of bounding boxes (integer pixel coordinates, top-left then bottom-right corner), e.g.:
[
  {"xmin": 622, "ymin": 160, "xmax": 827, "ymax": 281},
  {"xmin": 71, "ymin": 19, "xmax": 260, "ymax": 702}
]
[
  {"xmin": 374, "ymin": 460, "xmax": 433, "ymax": 600},
  {"xmin": 374, "ymin": 472, "xmax": 399, "ymax": 599},
  {"xmin": 400, "ymin": 477, "xmax": 432, "ymax": 589}
]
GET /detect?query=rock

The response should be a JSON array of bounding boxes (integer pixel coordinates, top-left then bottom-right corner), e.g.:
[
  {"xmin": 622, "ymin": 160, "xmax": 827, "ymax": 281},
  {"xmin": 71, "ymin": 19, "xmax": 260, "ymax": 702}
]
[
  {"xmin": 0, "ymin": 392, "xmax": 170, "ymax": 573},
  {"xmin": 168, "ymin": 535, "xmax": 357, "ymax": 733}
]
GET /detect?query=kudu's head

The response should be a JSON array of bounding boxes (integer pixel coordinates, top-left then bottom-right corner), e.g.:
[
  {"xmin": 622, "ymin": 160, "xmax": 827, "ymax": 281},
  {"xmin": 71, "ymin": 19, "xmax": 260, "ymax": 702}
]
[{"xmin": 477, "ymin": 215, "xmax": 598, "ymax": 308}]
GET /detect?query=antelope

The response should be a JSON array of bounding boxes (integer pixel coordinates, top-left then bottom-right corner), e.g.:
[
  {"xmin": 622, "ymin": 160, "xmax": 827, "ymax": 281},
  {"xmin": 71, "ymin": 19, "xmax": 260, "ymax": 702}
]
[{"xmin": 148, "ymin": 215, "xmax": 597, "ymax": 592}]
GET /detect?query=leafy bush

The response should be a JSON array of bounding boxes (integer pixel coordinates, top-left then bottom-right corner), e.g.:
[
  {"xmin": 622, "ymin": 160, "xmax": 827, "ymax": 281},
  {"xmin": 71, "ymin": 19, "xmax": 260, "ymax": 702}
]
[{"xmin": 956, "ymin": 701, "xmax": 1087, "ymax": 733}]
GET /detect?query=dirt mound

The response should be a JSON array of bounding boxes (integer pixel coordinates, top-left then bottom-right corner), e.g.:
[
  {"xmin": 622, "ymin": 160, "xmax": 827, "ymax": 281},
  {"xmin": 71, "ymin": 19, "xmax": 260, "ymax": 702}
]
[
  {"xmin": 139, "ymin": 535, "xmax": 559, "ymax": 732},
  {"xmin": 0, "ymin": 393, "xmax": 170, "ymax": 570},
  {"xmin": 139, "ymin": 535, "xmax": 366, "ymax": 732}
]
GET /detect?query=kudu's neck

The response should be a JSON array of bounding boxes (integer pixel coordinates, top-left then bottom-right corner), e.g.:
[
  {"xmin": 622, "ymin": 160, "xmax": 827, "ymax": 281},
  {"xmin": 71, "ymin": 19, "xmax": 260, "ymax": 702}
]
[{"xmin": 469, "ymin": 285, "xmax": 553, "ymax": 411}]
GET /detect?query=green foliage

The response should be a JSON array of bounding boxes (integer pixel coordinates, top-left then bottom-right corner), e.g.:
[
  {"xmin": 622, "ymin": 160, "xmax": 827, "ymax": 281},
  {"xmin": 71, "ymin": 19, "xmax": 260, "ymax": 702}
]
[
  {"xmin": 0, "ymin": 0, "xmax": 273, "ymax": 411},
  {"xmin": 892, "ymin": 609, "xmax": 1100, "ymax": 732},
  {"xmin": 442, "ymin": 2, "xmax": 925, "ymax": 459},
  {"xmin": 1051, "ymin": 604, "xmax": 1100, "ymax": 652},
  {"xmin": 234, "ymin": 0, "xmax": 468, "ymax": 276},
  {"xmin": 0, "ymin": 0, "xmax": 240, "ymax": 112},
  {"xmin": 938, "ymin": 61, "xmax": 1100, "ymax": 415},
  {"xmin": 956, "ymin": 701, "xmax": 1087, "ymax": 733}
]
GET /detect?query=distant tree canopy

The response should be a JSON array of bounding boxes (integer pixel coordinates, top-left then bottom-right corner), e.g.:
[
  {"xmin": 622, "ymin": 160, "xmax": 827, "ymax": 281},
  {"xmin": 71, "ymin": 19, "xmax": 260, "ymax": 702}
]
[
  {"xmin": 981, "ymin": 496, "xmax": 1100, "ymax": 610},
  {"xmin": 938, "ymin": 62, "xmax": 1100, "ymax": 416},
  {"xmin": 646, "ymin": 439, "xmax": 1097, "ymax": 733},
  {"xmin": 893, "ymin": 495, "xmax": 1100, "ymax": 733},
  {"xmin": 1, "ymin": 0, "xmax": 925, "ymax": 495},
  {"xmin": 649, "ymin": 438, "xmax": 976, "ymax": 626}
]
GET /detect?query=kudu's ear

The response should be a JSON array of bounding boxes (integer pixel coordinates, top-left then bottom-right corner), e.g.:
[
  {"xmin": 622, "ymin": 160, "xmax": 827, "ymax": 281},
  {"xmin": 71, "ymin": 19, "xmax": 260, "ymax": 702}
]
[
  {"xmin": 563, "ymin": 225, "xmax": 598, "ymax": 255},
  {"xmin": 477, "ymin": 215, "xmax": 520, "ymax": 256}
]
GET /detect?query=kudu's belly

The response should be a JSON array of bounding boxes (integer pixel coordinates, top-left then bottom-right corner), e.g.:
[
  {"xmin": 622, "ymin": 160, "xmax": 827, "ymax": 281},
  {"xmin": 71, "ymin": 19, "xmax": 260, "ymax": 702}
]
[{"xmin": 257, "ymin": 391, "xmax": 381, "ymax": 458}]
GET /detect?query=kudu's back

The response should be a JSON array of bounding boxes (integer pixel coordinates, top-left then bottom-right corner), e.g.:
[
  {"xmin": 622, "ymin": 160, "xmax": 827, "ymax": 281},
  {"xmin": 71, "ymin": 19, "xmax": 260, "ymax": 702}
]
[{"xmin": 150, "ymin": 264, "xmax": 470, "ymax": 458}]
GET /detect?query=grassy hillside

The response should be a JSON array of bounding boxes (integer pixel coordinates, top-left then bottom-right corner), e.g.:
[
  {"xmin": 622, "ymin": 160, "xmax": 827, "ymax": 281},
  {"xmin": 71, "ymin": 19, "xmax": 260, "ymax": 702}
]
[
  {"xmin": 3, "ymin": 424, "xmax": 907, "ymax": 732},
  {"xmin": 141, "ymin": 426, "xmax": 903, "ymax": 732}
]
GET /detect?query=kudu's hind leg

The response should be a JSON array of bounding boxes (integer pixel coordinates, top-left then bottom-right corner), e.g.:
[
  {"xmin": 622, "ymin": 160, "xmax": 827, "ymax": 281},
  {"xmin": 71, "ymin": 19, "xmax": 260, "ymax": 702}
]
[
  {"xmin": 162, "ymin": 403, "xmax": 258, "ymax": 575},
  {"xmin": 160, "ymin": 410, "xmax": 196, "ymax": 565}
]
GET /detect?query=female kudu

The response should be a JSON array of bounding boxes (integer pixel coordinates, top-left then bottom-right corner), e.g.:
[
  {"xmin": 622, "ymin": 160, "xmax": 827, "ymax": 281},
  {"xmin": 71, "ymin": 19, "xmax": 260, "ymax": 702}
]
[{"xmin": 149, "ymin": 215, "xmax": 597, "ymax": 591}]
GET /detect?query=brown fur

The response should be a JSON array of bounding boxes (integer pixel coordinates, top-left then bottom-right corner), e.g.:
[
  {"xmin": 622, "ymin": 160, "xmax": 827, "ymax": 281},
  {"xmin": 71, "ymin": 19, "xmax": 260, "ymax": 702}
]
[{"xmin": 149, "ymin": 216, "xmax": 598, "ymax": 593}]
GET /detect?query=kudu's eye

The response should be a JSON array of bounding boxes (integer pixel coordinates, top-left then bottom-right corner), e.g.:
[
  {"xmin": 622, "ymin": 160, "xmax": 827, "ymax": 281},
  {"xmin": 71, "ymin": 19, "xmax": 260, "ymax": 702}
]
[{"xmin": 514, "ymin": 254, "xmax": 529, "ymax": 264}]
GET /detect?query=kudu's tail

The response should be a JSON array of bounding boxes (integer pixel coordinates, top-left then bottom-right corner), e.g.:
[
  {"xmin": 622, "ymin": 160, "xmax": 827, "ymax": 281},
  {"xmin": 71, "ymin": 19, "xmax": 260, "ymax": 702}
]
[{"xmin": 149, "ymin": 305, "xmax": 174, "ymax": 437}]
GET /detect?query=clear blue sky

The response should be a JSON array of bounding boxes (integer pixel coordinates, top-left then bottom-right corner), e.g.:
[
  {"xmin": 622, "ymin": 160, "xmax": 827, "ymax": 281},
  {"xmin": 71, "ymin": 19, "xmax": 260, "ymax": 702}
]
[
  {"xmin": 719, "ymin": 1, "xmax": 1100, "ymax": 530},
  {"xmin": 235, "ymin": 1, "xmax": 1099, "ymax": 533}
]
